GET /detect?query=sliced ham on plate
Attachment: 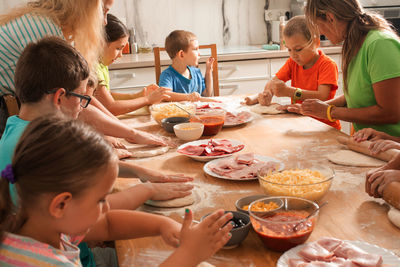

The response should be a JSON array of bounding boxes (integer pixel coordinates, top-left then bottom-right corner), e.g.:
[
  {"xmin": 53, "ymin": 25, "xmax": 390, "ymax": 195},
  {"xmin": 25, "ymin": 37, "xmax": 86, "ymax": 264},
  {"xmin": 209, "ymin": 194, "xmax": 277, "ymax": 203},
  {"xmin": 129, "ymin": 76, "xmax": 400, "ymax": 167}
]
[
  {"xmin": 207, "ymin": 153, "xmax": 279, "ymax": 179},
  {"xmin": 224, "ymin": 111, "xmax": 253, "ymax": 126},
  {"xmin": 292, "ymin": 238, "xmax": 383, "ymax": 267},
  {"xmin": 178, "ymin": 139, "xmax": 244, "ymax": 157}
]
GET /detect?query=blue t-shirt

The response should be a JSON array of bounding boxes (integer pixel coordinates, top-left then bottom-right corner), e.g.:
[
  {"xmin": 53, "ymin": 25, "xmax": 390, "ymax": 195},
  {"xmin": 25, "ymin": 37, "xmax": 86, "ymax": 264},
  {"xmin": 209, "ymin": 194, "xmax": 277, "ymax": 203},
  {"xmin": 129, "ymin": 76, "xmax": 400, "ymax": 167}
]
[
  {"xmin": 159, "ymin": 66, "xmax": 205, "ymax": 95},
  {"xmin": 0, "ymin": 115, "xmax": 95, "ymax": 267}
]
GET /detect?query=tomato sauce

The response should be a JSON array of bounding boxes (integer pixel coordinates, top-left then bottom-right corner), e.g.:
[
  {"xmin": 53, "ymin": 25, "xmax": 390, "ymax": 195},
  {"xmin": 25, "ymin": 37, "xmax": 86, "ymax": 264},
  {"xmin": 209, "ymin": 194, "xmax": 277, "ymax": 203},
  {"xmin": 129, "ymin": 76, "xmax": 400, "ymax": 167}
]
[
  {"xmin": 251, "ymin": 212, "xmax": 315, "ymax": 252},
  {"xmin": 191, "ymin": 116, "xmax": 224, "ymax": 136}
]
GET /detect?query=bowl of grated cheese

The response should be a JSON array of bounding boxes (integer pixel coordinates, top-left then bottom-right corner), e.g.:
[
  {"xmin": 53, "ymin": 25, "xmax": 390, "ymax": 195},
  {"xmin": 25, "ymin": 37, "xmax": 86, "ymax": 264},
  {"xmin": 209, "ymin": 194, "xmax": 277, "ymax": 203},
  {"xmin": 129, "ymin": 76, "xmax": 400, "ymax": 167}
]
[
  {"xmin": 257, "ymin": 166, "xmax": 334, "ymax": 202},
  {"xmin": 150, "ymin": 102, "xmax": 196, "ymax": 125}
]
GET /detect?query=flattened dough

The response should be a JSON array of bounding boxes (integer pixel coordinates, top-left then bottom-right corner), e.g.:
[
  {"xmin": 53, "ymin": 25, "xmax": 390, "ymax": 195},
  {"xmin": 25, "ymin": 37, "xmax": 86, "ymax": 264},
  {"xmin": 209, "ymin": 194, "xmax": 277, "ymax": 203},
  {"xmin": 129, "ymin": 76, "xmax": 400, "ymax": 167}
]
[
  {"xmin": 122, "ymin": 142, "xmax": 169, "ymax": 158},
  {"xmin": 145, "ymin": 194, "xmax": 194, "ymax": 208},
  {"xmin": 388, "ymin": 207, "xmax": 400, "ymax": 229},
  {"xmin": 327, "ymin": 150, "xmax": 385, "ymax": 167},
  {"xmin": 250, "ymin": 103, "xmax": 285, "ymax": 115}
]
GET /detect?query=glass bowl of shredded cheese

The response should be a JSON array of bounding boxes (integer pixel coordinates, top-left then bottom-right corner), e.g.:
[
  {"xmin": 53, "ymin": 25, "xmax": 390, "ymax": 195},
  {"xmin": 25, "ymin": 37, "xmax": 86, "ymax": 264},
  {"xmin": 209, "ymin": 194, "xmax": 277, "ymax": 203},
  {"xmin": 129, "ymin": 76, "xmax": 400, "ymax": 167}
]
[
  {"xmin": 150, "ymin": 102, "xmax": 196, "ymax": 125},
  {"xmin": 257, "ymin": 166, "xmax": 334, "ymax": 202}
]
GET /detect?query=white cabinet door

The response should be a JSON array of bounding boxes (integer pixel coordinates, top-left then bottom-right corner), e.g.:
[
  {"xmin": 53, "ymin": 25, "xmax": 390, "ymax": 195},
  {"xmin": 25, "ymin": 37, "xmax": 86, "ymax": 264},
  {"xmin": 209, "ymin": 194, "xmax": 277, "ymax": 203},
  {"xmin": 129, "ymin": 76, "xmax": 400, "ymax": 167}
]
[{"xmin": 109, "ymin": 67, "xmax": 155, "ymax": 93}]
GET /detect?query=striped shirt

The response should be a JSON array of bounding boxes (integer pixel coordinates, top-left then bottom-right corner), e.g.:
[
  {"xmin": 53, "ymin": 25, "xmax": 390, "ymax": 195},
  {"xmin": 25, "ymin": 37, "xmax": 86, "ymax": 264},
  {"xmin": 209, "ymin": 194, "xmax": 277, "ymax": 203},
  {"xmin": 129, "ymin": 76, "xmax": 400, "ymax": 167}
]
[
  {"xmin": 0, "ymin": 232, "xmax": 83, "ymax": 266},
  {"xmin": 0, "ymin": 13, "xmax": 63, "ymax": 96}
]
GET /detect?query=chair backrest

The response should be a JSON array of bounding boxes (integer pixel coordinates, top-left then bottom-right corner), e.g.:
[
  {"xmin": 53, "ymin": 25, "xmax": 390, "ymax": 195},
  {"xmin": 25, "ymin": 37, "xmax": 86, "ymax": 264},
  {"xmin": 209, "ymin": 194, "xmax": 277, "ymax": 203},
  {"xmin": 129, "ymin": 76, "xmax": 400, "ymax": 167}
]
[
  {"xmin": 153, "ymin": 44, "xmax": 220, "ymax": 96},
  {"xmin": 3, "ymin": 95, "xmax": 19, "ymax": 116}
]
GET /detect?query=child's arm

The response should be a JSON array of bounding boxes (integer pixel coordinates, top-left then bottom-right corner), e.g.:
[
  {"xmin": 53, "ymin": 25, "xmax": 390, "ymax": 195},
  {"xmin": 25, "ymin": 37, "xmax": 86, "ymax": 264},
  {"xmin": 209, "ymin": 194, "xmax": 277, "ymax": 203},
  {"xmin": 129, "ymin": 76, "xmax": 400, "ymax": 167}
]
[
  {"xmin": 166, "ymin": 91, "xmax": 201, "ymax": 102},
  {"xmin": 269, "ymin": 79, "xmax": 332, "ymax": 101},
  {"xmin": 202, "ymin": 57, "xmax": 214, "ymax": 97},
  {"xmin": 106, "ymin": 182, "xmax": 193, "ymax": 210},
  {"xmin": 95, "ymin": 84, "xmax": 170, "ymax": 116},
  {"xmin": 78, "ymin": 105, "xmax": 167, "ymax": 146},
  {"xmin": 118, "ymin": 161, "xmax": 194, "ymax": 183},
  {"xmin": 84, "ymin": 210, "xmax": 181, "ymax": 247}
]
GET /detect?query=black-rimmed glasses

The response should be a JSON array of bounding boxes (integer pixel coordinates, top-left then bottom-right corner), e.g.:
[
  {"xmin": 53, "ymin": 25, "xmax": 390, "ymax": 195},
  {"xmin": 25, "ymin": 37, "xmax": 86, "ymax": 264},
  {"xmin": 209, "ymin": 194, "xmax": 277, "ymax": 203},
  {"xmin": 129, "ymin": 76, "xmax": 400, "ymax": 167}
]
[
  {"xmin": 46, "ymin": 89, "xmax": 91, "ymax": 108},
  {"xmin": 66, "ymin": 91, "xmax": 91, "ymax": 108}
]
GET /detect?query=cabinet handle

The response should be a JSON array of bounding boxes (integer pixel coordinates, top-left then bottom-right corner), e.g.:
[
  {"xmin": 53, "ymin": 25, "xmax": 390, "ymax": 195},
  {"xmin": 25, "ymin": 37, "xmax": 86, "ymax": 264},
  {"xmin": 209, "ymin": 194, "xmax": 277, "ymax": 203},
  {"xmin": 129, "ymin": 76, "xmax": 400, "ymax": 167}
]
[
  {"xmin": 111, "ymin": 73, "xmax": 136, "ymax": 79},
  {"xmin": 220, "ymin": 84, "xmax": 239, "ymax": 90},
  {"xmin": 218, "ymin": 65, "xmax": 239, "ymax": 71}
]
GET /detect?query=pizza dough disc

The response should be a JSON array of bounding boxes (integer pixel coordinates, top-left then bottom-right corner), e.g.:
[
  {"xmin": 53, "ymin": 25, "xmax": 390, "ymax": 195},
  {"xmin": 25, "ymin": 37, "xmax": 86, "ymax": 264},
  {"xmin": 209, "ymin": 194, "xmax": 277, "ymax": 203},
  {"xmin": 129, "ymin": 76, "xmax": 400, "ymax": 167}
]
[
  {"xmin": 388, "ymin": 207, "xmax": 400, "ymax": 229},
  {"xmin": 145, "ymin": 194, "xmax": 195, "ymax": 208},
  {"xmin": 123, "ymin": 142, "xmax": 169, "ymax": 158},
  {"xmin": 250, "ymin": 103, "xmax": 285, "ymax": 115},
  {"xmin": 327, "ymin": 150, "xmax": 385, "ymax": 167}
]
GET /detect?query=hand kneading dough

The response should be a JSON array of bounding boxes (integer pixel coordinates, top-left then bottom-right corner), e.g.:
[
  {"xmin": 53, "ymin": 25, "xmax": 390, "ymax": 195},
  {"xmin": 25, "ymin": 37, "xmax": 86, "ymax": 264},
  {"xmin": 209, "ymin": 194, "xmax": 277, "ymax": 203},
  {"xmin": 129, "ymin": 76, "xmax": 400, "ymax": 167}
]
[
  {"xmin": 145, "ymin": 194, "xmax": 195, "ymax": 208},
  {"xmin": 327, "ymin": 150, "xmax": 385, "ymax": 167},
  {"xmin": 388, "ymin": 207, "xmax": 400, "ymax": 229},
  {"xmin": 123, "ymin": 142, "xmax": 169, "ymax": 158},
  {"xmin": 250, "ymin": 103, "xmax": 285, "ymax": 115}
]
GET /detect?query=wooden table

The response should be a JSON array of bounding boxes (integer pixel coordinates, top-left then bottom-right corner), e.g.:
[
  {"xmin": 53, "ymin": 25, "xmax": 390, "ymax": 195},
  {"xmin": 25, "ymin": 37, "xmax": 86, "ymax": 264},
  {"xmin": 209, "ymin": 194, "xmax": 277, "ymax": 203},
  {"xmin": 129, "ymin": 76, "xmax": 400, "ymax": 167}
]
[{"xmin": 115, "ymin": 101, "xmax": 400, "ymax": 266}]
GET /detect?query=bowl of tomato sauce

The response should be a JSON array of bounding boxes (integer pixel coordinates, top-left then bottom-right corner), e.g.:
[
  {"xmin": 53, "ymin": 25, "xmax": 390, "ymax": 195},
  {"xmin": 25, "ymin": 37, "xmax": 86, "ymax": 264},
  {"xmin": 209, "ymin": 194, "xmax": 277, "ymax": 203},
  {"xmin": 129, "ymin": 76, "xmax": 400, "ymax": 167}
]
[
  {"xmin": 249, "ymin": 196, "xmax": 319, "ymax": 252},
  {"xmin": 191, "ymin": 109, "xmax": 226, "ymax": 136}
]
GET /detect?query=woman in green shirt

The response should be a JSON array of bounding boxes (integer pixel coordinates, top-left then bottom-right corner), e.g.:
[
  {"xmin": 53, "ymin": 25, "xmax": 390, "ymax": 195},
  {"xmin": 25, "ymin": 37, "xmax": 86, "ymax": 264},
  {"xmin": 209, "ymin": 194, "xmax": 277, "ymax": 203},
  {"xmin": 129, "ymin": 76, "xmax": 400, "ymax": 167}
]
[{"xmin": 297, "ymin": 0, "xmax": 400, "ymax": 136}]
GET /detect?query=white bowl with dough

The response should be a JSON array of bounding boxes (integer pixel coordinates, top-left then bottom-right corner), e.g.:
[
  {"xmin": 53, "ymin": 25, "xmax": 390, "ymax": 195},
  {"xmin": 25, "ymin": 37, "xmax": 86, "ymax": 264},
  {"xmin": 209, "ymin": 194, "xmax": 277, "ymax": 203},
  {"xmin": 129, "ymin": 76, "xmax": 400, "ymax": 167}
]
[{"xmin": 174, "ymin": 122, "xmax": 204, "ymax": 141}]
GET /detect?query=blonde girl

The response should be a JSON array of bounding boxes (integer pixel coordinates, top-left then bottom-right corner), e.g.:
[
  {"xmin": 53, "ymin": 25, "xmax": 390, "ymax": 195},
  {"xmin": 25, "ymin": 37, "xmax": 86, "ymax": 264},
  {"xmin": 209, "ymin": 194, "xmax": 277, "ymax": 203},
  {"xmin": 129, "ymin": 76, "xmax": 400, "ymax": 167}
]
[
  {"xmin": 300, "ymin": 0, "xmax": 400, "ymax": 136},
  {"xmin": 0, "ymin": 115, "xmax": 233, "ymax": 266}
]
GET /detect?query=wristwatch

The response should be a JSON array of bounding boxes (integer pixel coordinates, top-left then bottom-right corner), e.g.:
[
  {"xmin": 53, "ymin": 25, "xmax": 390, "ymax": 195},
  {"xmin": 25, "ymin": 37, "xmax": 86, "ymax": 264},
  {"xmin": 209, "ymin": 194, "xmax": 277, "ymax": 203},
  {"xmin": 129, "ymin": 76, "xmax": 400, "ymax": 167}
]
[{"xmin": 293, "ymin": 88, "xmax": 302, "ymax": 102}]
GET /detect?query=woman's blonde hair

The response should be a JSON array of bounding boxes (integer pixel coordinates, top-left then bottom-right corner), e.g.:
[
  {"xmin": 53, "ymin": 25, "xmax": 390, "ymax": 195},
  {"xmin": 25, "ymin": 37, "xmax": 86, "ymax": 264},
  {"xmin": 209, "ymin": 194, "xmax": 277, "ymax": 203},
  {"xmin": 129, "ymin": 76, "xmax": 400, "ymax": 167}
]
[
  {"xmin": 0, "ymin": 0, "xmax": 105, "ymax": 70},
  {"xmin": 305, "ymin": 0, "xmax": 398, "ymax": 92}
]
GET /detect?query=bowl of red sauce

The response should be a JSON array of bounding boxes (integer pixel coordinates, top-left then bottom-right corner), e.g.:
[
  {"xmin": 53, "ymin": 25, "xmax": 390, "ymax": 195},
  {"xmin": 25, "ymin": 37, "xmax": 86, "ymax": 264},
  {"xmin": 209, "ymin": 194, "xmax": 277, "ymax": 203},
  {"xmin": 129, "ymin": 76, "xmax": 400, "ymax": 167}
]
[
  {"xmin": 249, "ymin": 196, "xmax": 319, "ymax": 252},
  {"xmin": 191, "ymin": 109, "xmax": 226, "ymax": 136}
]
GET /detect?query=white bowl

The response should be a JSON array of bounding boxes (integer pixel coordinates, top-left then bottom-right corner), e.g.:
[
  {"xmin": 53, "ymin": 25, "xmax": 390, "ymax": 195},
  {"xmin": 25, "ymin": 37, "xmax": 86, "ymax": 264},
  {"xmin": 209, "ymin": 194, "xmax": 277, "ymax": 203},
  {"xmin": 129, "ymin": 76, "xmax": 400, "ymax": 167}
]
[{"xmin": 173, "ymin": 122, "xmax": 204, "ymax": 141}]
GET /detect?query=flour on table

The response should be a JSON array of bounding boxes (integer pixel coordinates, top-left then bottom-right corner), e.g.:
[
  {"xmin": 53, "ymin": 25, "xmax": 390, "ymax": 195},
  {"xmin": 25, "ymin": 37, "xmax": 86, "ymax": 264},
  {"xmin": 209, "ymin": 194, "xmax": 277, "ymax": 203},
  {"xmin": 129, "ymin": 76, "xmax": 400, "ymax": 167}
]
[
  {"xmin": 327, "ymin": 150, "xmax": 385, "ymax": 167},
  {"xmin": 145, "ymin": 194, "xmax": 195, "ymax": 208},
  {"xmin": 388, "ymin": 207, "xmax": 400, "ymax": 229},
  {"xmin": 122, "ymin": 142, "xmax": 169, "ymax": 158},
  {"xmin": 250, "ymin": 103, "xmax": 285, "ymax": 115}
]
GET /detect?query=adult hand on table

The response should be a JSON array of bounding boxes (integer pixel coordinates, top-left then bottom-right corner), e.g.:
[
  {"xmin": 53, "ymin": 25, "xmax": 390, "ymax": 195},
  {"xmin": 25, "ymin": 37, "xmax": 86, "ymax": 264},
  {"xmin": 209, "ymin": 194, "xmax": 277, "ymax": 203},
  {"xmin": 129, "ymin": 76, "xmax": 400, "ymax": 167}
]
[
  {"xmin": 300, "ymin": 99, "xmax": 330, "ymax": 119},
  {"xmin": 125, "ymin": 129, "xmax": 167, "ymax": 146},
  {"xmin": 286, "ymin": 103, "xmax": 302, "ymax": 114},
  {"xmin": 366, "ymin": 169, "xmax": 400, "ymax": 198},
  {"xmin": 368, "ymin": 140, "xmax": 400, "ymax": 155},
  {"xmin": 145, "ymin": 182, "xmax": 194, "ymax": 201},
  {"xmin": 352, "ymin": 128, "xmax": 392, "ymax": 142}
]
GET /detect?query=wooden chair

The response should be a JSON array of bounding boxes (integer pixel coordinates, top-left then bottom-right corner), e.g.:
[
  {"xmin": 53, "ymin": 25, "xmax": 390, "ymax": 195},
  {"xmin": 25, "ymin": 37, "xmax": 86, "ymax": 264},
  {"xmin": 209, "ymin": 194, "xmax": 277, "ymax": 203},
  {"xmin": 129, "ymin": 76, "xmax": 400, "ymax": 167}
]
[
  {"xmin": 153, "ymin": 44, "xmax": 220, "ymax": 96},
  {"xmin": 3, "ymin": 94, "xmax": 19, "ymax": 116}
]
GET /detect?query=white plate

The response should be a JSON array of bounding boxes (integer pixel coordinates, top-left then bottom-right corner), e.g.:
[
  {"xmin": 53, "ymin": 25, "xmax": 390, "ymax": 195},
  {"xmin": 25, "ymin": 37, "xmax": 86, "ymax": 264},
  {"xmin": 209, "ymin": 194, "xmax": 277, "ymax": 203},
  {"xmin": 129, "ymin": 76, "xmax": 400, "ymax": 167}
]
[
  {"xmin": 177, "ymin": 139, "xmax": 244, "ymax": 162},
  {"xmin": 277, "ymin": 240, "xmax": 400, "ymax": 267},
  {"xmin": 203, "ymin": 154, "xmax": 284, "ymax": 181},
  {"xmin": 223, "ymin": 111, "xmax": 254, "ymax": 128}
]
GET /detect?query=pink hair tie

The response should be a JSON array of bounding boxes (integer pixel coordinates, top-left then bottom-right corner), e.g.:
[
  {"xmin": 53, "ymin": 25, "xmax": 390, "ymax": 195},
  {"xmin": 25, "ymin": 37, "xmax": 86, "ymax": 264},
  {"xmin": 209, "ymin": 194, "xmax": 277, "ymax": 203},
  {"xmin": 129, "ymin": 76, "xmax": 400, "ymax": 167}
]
[{"xmin": 1, "ymin": 164, "xmax": 16, "ymax": 184}]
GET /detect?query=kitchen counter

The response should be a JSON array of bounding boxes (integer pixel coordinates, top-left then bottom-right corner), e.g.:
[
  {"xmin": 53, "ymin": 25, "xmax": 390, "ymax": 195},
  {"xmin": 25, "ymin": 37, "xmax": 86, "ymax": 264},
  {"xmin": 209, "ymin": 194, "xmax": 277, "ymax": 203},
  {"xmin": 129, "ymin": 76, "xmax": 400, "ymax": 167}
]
[{"xmin": 109, "ymin": 45, "xmax": 342, "ymax": 69}]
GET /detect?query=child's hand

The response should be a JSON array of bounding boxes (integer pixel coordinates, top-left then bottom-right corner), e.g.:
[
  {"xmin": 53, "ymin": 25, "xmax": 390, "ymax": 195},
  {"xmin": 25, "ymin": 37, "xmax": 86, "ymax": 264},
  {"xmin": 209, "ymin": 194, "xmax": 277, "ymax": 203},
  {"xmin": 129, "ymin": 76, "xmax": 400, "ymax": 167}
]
[
  {"xmin": 205, "ymin": 57, "xmax": 214, "ymax": 72},
  {"xmin": 114, "ymin": 148, "xmax": 132, "ymax": 159},
  {"xmin": 258, "ymin": 91, "xmax": 272, "ymax": 106},
  {"xmin": 366, "ymin": 170, "xmax": 400, "ymax": 198},
  {"xmin": 146, "ymin": 87, "xmax": 171, "ymax": 104},
  {"xmin": 159, "ymin": 217, "xmax": 182, "ymax": 248},
  {"xmin": 369, "ymin": 140, "xmax": 400, "ymax": 155},
  {"xmin": 144, "ymin": 182, "xmax": 194, "ymax": 201},
  {"xmin": 188, "ymin": 92, "xmax": 201, "ymax": 102},
  {"xmin": 178, "ymin": 209, "xmax": 233, "ymax": 263},
  {"xmin": 126, "ymin": 130, "xmax": 168, "ymax": 146},
  {"xmin": 143, "ymin": 84, "xmax": 160, "ymax": 96},
  {"xmin": 269, "ymin": 79, "xmax": 290, "ymax": 97},
  {"xmin": 353, "ymin": 128, "xmax": 390, "ymax": 143},
  {"xmin": 104, "ymin": 136, "xmax": 126, "ymax": 149}
]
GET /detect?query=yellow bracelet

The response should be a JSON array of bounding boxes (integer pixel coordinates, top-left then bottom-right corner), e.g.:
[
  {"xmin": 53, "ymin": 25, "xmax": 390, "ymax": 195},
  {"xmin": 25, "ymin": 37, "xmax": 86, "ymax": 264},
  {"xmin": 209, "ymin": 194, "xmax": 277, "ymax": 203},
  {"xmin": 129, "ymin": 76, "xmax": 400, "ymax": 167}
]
[{"xmin": 327, "ymin": 105, "xmax": 336, "ymax": 122}]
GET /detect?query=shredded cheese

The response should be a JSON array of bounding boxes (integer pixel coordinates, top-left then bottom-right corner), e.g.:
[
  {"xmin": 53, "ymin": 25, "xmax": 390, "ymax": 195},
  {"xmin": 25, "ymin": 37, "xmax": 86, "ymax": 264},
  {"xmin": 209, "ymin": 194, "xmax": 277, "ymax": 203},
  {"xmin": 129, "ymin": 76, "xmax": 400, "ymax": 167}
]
[
  {"xmin": 259, "ymin": 169, "xmax": 331, "ymax": 201},
  {"xmin": 150, "ymin": 103, "xmax": 195, "ymax": 124}
]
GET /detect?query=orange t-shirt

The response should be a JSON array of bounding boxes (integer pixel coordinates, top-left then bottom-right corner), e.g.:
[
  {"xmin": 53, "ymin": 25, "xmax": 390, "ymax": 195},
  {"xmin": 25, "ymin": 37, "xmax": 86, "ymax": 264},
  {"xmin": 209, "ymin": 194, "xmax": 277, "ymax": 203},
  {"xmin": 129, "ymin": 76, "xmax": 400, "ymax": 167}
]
[{"xmin": 276, "ymin": 50, "xmax": 340, "ymax": 130}]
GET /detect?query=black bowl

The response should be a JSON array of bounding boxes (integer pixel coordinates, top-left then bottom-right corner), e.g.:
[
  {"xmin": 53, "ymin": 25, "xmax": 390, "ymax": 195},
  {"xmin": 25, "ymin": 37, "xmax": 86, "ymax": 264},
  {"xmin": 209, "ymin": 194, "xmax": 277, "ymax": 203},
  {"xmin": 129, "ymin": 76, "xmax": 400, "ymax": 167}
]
[{"xmin": 161, "ymin": 116, "xmax": 189, "ymax": 133}]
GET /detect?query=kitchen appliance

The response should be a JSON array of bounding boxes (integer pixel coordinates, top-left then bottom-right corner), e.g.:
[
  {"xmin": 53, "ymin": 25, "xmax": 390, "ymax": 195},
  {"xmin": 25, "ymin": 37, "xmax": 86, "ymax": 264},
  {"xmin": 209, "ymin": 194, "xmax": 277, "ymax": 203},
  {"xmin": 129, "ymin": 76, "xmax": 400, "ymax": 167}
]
[{"xmin": 360, "ymin": 0, "xmax": 400, "ymax": 35}]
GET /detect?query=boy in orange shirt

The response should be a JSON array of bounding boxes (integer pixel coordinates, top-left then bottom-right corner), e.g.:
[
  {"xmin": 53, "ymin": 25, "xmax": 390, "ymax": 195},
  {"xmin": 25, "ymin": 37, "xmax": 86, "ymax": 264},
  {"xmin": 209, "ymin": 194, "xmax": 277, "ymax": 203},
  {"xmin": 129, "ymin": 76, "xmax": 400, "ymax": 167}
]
[{"xmin": 259, "ymin": 15, "xmax": 340, "ymax": 129}]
